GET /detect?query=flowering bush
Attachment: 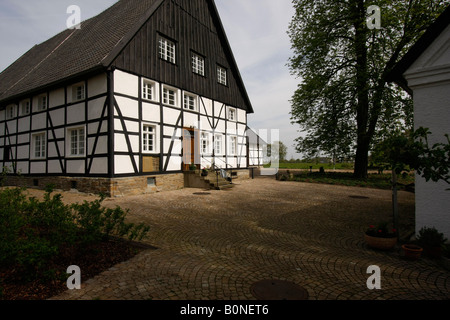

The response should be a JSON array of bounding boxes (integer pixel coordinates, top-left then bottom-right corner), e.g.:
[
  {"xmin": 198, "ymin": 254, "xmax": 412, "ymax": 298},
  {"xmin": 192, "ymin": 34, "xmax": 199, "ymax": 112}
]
[{"xmin": 366, "ymin": 222, "xmax": 397, "ymax": 238}]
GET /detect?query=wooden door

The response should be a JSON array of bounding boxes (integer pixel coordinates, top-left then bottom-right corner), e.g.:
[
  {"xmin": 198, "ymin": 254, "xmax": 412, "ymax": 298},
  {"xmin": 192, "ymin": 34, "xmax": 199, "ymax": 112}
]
[{"xmin": 182, "ymin": 128, "xmax": 199, "ymax": 171}]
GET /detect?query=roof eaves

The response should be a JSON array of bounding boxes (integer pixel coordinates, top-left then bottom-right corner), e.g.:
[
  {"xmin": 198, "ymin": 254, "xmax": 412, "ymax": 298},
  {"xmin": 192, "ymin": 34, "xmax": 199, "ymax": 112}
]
[{"xmin": 387, "ymin": 5, "xmax": 450, "ymax": 90}]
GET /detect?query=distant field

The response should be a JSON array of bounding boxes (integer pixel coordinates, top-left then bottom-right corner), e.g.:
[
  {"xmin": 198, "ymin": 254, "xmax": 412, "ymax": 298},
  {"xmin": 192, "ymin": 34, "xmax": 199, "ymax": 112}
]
[{"xmin": 266, "ymin": 162, "xmax": 355, "ymax": 170}]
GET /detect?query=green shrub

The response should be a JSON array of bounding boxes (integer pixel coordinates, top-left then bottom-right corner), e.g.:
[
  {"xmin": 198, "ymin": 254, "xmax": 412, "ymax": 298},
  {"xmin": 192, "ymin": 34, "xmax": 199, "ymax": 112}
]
[{"xmin": 0, "ymin": 186, "xmax": 150, "ymax": 281}]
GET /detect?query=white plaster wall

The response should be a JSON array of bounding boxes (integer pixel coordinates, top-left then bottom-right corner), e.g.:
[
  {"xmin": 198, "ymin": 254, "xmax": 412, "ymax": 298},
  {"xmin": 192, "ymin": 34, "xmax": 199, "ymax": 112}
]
[
  {"xmin": 114, "ymin": 70, "xmax": 139, "ymax": 97},
  {"xmin": 49, "ymin": 88, "xmax": 65, "ymax": 108},
  {"xmin": 67, "ymin": 103, "xmax": 85, "ymax": 124},
  {"xmin": 142, "ymin": 102, "xmax": 160, "ymax": 122},
  {"xmin": 404, "ymin": 24, "xmax": 450, "ymax": 240},
  {"xmin": 412, "ymin": 84, "xmax": 450, "ymax": 240},
  {"xmin": 115, "ymin": 96, "xmax": 139, "ymax": 118},
  {"xmin": 88, "ymin": 73, "xmax": 107, "ymax": 98}
]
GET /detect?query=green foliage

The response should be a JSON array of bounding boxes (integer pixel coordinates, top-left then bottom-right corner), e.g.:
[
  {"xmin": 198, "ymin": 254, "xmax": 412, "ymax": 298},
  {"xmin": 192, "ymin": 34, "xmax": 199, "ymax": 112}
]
[
  {"xmin": 416, "ymin": 227, "xmax": 448, "ymax": 247},
  {"xmin": 372, "ymin": 127, "xmax": 450, "ymax": 186},
  {"xmin": 0, "ymin": 187, "xmax": 150, "ymax": 281},
  {"xmin": 288, "ymin": 0, "xmax": 449, "ymax": 176}
]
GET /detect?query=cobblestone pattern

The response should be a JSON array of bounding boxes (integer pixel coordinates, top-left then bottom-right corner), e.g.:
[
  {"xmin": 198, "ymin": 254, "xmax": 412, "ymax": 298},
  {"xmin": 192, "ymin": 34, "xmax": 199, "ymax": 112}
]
[{"xmin": 51, "ymin": 177, "xmax": 450, "ymax": 300}]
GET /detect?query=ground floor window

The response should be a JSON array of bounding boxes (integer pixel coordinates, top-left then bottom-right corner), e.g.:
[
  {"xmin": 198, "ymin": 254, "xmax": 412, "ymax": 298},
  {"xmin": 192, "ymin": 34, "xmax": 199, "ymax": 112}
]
[
  {"xmin": 32, "ymin": 132, "xmax": 46, "ymax": 159},
  {"xmin": 143, "ymin": 124, "xmax": 157, "ymax": 153},
  {"xmin": 67, "ymin": 127, "xmax": 85, "ymax": 157}
]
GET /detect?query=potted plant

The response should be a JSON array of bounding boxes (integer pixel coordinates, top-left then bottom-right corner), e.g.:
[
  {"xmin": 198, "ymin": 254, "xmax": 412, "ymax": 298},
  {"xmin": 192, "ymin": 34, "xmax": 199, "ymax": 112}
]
[
  {"xmin": 401, "ymin": 244, "xmax": 423, "ymax": 260},
  {"xmin": 189, "ymin": 163, "xmax": 197, "ymax": 171},
  {"xmin": 365, "ymin": 222, "xmax": 398, "ymax": 250},
  {"xmin": 201, "ymin": 168, "xmax": 208, "ymax": 177},
  {"xmin": 416, "ymin": 226, "xmax": 447, "ymax": 259}
]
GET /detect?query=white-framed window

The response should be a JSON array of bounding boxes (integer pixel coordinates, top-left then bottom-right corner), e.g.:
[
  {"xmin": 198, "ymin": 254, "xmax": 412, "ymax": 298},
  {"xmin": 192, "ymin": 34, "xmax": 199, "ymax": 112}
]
[
  {"xmin": 162, "ymin": 85, "xmax": 178, "ymax": 107},
  {"xmin": 228, "ymin": 107, "xmax": 236, "ymax": 121},
  {"xmin": 142, "ymin": 79, "xmax": 159, "ymax": 102},
  {"xmin": 72, "ymin": 83, "xmax": 85, "ymax": 102},
  {"xmin": 67, "ymin": 126, "xmax": 85, "ymax": 157},
  {"xmin": 217, "ymin": 65, "xmax": 227, "ymax": 86},
  {"xmin": 183, "ymin": 92, "xmax": 197, "ymax": 111},
  {"xmin": 229, "ymin": 136, "xmax": 237, "ymax": 155},
  {"xmin": 37, "ymin": 95, "xmax": 47, "ymax": 111},
  {"xmin": 214, "ymin": 134, "xmax": 223, "ymax": 155},
  {"xmin": 201, "ymin": 132, "xmax": 211, "ymax": 155},
  {"xmin": 142, "ymin": 124, "xmax": 157, "ymax": 153},
  {"xmin": 20, "ymin": 100, "xmax": 31, "ymax": 116},
  {"xmin": 192, "ymin": 53, "xmax": 205, "ymax": 76},
  {"xmin": 32, "ymin": 132, "xmax": 46, "ymax": 159},
  {"xmin": 6, "ymin": 105, "xmax": 16, "ymax": 120},
  {"xmin": 158, "ymin": 36, "xmax": 176, "ymax": 64}
]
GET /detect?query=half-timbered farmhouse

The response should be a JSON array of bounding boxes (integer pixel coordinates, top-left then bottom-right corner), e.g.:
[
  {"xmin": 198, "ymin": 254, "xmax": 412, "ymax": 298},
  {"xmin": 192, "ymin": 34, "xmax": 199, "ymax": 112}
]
[{"xmin": 0, "ymin": 0, "xmax": 255, "ymax": 196}]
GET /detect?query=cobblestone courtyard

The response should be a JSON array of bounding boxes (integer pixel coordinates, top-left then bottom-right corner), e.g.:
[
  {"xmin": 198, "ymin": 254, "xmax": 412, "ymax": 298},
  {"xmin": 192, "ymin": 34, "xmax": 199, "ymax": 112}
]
[{"xmin": 51, "ymin": 176, "xmax": 450, "ymax": 300}]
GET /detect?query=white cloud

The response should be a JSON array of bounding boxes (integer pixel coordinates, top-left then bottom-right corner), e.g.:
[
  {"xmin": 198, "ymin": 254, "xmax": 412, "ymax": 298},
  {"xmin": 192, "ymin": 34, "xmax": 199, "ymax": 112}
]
[{"xmin": 216, "ymin": 0, "xmax": 302, "ymax": 158}]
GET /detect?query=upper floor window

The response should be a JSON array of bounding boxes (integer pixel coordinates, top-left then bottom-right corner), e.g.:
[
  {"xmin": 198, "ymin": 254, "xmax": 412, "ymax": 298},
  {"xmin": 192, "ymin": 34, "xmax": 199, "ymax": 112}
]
[
  {"xmin": 192, "ymin": 53, "xmax": 205, "ymax": 76},
  {"xmin": 159, "ymin": 36, "xmax": 176, "ymax": 64},
  {"xmin": 6, "ymin": 105, "xmax": 16, "ymax": 120},
  {"xmin": 142, "ymin": 79, "xmax": 155, "ymax": 101},
  {"xmin": 228, "ymin": 108, "xmax": 236, "ymax": 121},
  {"xmin": 72, "ymin": 83, "xmax": 85, "ymax": 102},
  {"xmin": 217, "ymin": 65, "xmax": 227, "ymax": 86},
  {"xmin": 162, "ymin": 86, "xmax": 178, "ymax": 107},
  {"xmin": 20, "ymin": 100, "xmax": 30, "ymax": 116},
  {"xmin": 37, "ymin": 95, "xmax": 47, "ymax": 111},
  {"xmin": 183, "ymin": 93, "xmax": 197, "ymax": 111}
]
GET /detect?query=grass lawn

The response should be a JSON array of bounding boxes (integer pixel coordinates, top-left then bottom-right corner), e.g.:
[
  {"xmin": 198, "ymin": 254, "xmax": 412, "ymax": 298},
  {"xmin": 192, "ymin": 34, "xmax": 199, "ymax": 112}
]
[{"xmin": 278, "ymin": 170, "xmax": 415, "ymax": 191}]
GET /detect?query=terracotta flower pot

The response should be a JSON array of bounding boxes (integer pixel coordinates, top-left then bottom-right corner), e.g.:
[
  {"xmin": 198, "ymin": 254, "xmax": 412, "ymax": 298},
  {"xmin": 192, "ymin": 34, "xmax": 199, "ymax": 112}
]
[
  {"xmin": 402, "ymin": 244, "xmax": 423, "ymax": 260},
  {"xmin": 364, "ymin": 234, "xmax": 397, "ymax": 250}
]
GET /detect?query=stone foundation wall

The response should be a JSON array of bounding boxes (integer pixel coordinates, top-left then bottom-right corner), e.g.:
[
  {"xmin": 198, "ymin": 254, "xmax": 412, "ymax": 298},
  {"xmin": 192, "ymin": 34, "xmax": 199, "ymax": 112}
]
[{"xmin": 3, "ymin": 173, "xmax": 185, "ymax": 197}]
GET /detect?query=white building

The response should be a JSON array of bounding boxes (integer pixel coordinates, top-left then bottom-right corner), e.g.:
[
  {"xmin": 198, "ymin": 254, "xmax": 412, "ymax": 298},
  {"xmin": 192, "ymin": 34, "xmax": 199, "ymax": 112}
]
[
  {"xmin": 0, "ymin": 0, "xmax": 254, "ymax": 196},
  {"xmin": 389, "ymin": 6, "xmax": 450, "ymax": 240}
]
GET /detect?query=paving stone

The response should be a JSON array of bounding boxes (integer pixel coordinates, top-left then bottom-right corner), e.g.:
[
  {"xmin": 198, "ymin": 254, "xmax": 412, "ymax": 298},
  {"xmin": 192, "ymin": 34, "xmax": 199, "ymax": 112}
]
[{"xmin": 47, "ymin": 177, "xmax": 450, "ymax": 300}]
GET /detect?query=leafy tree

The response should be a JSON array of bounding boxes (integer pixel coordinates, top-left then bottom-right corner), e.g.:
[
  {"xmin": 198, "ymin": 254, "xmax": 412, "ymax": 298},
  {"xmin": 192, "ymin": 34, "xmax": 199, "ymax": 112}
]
[{"xmin": 288, "ymin": 0, "xmax": 449, "ymax": 178}]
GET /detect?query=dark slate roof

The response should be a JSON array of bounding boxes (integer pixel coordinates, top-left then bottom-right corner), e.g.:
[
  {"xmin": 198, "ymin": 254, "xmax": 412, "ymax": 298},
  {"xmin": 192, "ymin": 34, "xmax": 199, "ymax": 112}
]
[
  {"xmin": 0, "ymin": 0, "xmax": 163, "ymax": 103},
  {"xmin": 387, "ymin": 5, "xmax": 450, "ymax": 93}
]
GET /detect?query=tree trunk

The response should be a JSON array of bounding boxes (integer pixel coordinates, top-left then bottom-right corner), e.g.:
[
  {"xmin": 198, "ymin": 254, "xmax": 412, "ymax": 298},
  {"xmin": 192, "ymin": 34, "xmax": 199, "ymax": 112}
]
[
  {"xmin": 354, "ymin": 137, "xmax": 369, "ymax": 179},
  {"xmin": 353, "ymin": 0, "xmax": 370, "ymax": 180}
]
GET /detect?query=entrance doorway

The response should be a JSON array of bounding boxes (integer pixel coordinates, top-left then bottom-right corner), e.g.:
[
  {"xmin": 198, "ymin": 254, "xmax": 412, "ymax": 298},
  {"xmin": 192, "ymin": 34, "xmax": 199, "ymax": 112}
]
[{"xmin": 182, "ymin": 128, "xmax": 199, "ymax": 171}]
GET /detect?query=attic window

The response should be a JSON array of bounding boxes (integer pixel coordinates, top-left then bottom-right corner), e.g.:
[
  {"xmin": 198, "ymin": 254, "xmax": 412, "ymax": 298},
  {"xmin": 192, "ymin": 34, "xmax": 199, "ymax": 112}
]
[
  {"xmin": 192, "ymin": 53, "xmax": 205, "ymax": 76},
  {"xmin": 159, "ymin": 36, "xmax": 176, "ymax": 64},
  {"xmin": 217, "ymin": 65, "xmax": 227, "ymax": 86}
]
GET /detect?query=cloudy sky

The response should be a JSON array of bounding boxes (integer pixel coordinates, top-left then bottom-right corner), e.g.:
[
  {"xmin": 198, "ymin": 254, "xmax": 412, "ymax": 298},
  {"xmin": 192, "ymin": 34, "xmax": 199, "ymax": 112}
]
[{"xmin": 0, "ymin": 0, "xmax": 302, "ymax": 158}]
